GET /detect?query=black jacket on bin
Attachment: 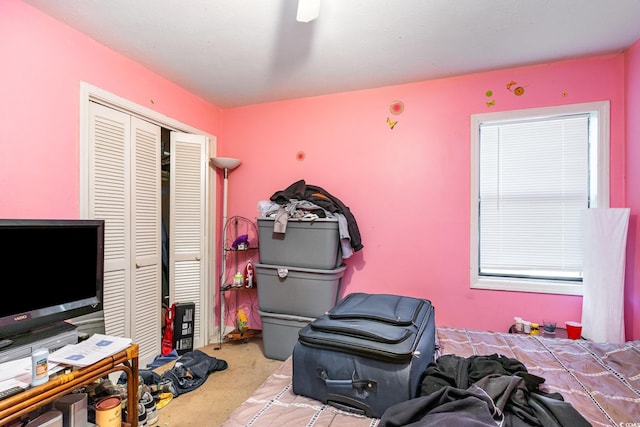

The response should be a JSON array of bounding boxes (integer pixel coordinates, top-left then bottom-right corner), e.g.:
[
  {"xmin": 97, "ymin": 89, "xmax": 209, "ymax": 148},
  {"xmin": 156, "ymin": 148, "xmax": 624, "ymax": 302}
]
[{"xmin": 270, "ymin": 179, "xmax": 364, "ymax": 252}]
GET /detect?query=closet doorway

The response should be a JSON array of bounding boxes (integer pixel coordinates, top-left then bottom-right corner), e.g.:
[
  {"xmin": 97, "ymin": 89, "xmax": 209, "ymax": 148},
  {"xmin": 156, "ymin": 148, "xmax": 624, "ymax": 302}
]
[{"xmin": 79, "ymin": 82, "xmax": 216, "ymax": 367}]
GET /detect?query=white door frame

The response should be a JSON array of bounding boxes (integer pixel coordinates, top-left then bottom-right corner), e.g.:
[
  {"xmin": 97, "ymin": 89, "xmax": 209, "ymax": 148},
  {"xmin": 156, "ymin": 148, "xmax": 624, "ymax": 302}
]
[{"xmin": 79, "ymin": 82, "xmax": 218, "ymax": 352}]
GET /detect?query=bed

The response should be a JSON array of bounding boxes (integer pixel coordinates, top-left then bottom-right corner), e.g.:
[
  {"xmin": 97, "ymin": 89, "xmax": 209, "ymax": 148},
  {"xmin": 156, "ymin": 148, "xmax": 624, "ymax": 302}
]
[{"xmin": 221, "ymin": 326, "xmax": 640, "ymax": 426}]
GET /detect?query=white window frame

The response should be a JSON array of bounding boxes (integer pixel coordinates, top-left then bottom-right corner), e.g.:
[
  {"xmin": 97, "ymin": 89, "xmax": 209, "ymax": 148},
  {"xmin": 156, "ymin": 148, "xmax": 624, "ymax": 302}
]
[{"xmin": 470, "ymin": 101, "xmax": 610, "ymax": 295}]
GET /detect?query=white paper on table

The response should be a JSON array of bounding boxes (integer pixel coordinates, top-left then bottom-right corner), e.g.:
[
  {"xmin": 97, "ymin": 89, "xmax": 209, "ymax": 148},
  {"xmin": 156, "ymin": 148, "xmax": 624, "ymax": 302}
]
[
  {"xmin": 48, "ymin": 334, "xmax": 132, "ymax": 367},
  {"xmin": 0, "ymin": 356, "xmax": 64, "ymax": 391}
]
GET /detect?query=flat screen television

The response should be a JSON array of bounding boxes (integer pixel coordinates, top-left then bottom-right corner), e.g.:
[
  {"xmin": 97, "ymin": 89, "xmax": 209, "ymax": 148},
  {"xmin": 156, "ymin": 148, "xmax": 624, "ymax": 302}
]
[{"xmin": 0, "ymin": 219, "xmax": 104, "ymax": 340}]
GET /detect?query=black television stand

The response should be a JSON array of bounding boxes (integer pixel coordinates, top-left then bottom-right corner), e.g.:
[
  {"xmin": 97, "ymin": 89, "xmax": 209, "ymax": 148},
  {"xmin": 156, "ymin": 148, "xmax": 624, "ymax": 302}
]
[{"xmin": 0, "ymin": 321, "xmax": 78, "ymax": 364}]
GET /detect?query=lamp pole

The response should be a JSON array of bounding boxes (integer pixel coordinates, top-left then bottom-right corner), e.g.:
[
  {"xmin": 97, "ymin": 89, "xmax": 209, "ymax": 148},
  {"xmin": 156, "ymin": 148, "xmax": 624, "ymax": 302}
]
[{"xmin": 210, "ymin": 157, "xmax": 241, "ymax": 348}]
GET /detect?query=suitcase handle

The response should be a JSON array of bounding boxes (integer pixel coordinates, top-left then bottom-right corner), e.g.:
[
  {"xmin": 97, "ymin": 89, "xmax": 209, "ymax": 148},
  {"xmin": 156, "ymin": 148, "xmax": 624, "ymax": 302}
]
[
  {"xmin": 318, "ymin": 369, "xmax": 378, "ymax": 393},
  {"xmin": 326, "ymin": 394, "xmax": 371, "ymax": 417}
]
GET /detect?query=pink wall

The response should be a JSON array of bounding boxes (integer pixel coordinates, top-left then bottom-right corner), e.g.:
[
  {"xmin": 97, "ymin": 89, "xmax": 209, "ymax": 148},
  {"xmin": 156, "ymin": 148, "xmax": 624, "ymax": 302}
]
[
  {"xmin": 0, "ymin": 0, "xmax": 221, "ymax": 218},
  {"xmin": 625, "ymin": 39, "xmax": 640, "ymax": 340},
  {"xmin": 3, "ymin": 1, "xmax": 638, "ymax": 340},
  {"xmin": 220, "ymin": 55, "xmax": 638, "ymax": 339}
]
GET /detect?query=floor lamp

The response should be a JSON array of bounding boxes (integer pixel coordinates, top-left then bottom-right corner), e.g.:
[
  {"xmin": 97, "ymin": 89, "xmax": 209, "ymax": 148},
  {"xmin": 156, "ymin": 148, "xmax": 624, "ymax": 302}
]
[{"xmin": 210, "ymin": 157, "xmax": 241, "ymax": 347}]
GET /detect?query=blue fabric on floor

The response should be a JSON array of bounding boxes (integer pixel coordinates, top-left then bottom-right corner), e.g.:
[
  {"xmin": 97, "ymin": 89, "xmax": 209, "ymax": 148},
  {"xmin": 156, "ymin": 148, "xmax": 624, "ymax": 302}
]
[{"xmin": 147, "ymin": 349, "xmax": 179, "ymax": 369}]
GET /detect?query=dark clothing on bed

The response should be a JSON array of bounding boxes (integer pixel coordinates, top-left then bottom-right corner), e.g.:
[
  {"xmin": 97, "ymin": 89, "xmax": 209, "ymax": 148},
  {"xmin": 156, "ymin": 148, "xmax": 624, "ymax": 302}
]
[
  {"xmin": 380, "ymin": 354, "xmax": 590, "ymax": 427},
  {"xmin": 420, "ymin": 353, "xmax": 544, "ymax": 394},
  {"xmin": 380, "ymin": 384, "xmax": 504, "ymax": 426}
]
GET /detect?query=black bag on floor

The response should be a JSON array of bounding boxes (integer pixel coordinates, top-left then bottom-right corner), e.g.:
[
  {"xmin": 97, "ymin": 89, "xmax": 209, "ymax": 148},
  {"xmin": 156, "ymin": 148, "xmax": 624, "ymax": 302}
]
[{"xmin": 292, "ymin": 292, "xmax": 436, "ymax": 418}]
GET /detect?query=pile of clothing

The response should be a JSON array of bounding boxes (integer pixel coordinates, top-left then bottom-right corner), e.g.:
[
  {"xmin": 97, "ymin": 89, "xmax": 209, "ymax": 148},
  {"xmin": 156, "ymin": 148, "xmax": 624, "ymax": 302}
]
[
  {"xmin": 259, "ymin": 179, "xmax": 364, "ymax": 259},
  {"xmin": 380, "ymin": 354, "xmax": 590, "ymax": 427}
]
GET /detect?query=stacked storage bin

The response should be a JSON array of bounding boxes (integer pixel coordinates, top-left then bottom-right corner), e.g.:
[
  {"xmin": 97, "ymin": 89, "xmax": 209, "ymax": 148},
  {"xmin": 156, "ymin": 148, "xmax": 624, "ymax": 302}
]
[{"xmin": 256, "ymin": 217, "xmax": 346, "ymax": 360}]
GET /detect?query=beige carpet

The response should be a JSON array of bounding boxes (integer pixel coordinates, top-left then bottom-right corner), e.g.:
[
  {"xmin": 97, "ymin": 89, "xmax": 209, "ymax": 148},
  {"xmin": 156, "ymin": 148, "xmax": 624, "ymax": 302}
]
[{"xmin": 152, "ymin": 338, "xmax": 283, "ymax": 426}]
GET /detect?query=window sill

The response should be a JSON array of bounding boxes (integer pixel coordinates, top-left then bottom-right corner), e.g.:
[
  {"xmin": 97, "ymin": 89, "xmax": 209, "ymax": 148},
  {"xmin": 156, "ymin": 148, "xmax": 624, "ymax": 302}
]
[{"xmin": 471, "ymin": 276, "xmax": 583, "ymax": 296}]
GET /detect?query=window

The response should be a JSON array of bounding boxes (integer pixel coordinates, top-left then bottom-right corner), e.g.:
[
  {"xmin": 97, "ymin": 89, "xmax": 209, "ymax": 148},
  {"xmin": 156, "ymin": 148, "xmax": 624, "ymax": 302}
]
[{"xmin": 470, "ymin": 101, "xmax": 610, "ymax": 295}]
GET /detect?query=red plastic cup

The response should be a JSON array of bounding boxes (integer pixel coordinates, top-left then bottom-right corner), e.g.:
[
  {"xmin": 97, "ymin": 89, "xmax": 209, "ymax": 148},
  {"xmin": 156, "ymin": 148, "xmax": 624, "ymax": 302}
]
[{"xmin": 565, "ymin": 321, "xmax": 582, "ymax": 340}]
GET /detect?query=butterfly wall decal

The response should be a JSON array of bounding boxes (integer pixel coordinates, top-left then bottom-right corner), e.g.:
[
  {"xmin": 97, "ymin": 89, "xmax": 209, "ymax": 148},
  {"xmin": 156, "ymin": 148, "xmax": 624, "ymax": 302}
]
[{"xmin": 387, "ymin": 117, "xmax": 398, "ymax": 130}]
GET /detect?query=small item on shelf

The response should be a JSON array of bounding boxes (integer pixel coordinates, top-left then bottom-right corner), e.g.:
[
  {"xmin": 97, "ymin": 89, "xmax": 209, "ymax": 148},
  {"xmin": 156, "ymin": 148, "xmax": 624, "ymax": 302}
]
[
  {"xmin": 530, "ymin": 322, "xmax": 540, "ymax": 336},
  {"xmin": 233, "ymin": 271, "xmax": 244, "ymax": 287},
  {"xmin": 244, "ymin": 260, "xmax": 255, "ymax": 288},
  {"xmin": 232, "ymin": 234, "xmax": 250, "ymax": 250},
  {"xmin": 523, "ymin": 320, "xmax": 531, "ymax": 334},
  {"xmin": 514, "ymin": 317, "xmax": 523, "ymax": 333},
  {"xmin": 543, "ymin": 320, "xmax": 557, "ymax": 335},
  {"xmin": 95, "ymin": 396, "xmax": 122, "ymax": 427},
  {"xmin": 237, "ymin": 308, "xmax": 249, "ymax": 333},
  {"xmin": 565, "ymin": 321, "xmax": 582, "ymax": 340}
]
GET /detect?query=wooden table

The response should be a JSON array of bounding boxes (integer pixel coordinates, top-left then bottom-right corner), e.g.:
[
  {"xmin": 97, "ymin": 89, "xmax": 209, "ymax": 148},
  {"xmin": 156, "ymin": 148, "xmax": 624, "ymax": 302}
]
[{"xmin": 0, "ymin": 344, "xmax": 139, "ymax": 427}]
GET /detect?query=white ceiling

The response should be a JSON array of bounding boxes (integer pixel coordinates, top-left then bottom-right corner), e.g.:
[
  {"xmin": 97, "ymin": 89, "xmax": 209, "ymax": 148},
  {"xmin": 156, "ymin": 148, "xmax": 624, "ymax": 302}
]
[{"xmin": 23, "ymin": 0, "xmax": 640, "ymax": 108}]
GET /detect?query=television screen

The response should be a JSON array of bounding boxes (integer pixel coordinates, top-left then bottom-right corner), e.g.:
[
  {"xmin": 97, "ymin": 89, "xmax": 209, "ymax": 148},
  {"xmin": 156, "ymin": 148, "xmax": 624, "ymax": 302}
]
[{"xmin": 0, "ymin": 219, "xmax": 104, "ymax": 339}]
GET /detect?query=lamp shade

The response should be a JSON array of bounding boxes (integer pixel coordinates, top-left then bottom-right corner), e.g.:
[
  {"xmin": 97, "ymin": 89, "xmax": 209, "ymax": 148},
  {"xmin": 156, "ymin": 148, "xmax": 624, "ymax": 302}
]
[{"xmin": 210, "ymin": 157, "xmax": 241, "ymax": 170}]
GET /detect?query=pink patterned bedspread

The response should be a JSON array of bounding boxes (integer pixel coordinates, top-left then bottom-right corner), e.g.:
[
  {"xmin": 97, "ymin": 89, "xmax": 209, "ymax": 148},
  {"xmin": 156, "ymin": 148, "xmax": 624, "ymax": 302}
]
[{"xmin": 222, "ymin": 326, "xmax": 640, "ymax": 426}]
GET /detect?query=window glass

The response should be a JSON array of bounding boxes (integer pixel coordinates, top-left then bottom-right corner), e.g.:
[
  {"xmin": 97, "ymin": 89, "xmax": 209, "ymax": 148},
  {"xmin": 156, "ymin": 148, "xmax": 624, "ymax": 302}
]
[{"xmin": 470, "ymin": 102, "xmax": 609, "ymax": 295}]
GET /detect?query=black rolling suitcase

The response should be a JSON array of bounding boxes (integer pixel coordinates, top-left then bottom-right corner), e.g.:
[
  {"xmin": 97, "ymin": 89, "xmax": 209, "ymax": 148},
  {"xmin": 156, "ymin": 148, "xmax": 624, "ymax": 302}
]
[{"xmin": 292, "ymin": 292, "xmax": 436, "ymax": 418}]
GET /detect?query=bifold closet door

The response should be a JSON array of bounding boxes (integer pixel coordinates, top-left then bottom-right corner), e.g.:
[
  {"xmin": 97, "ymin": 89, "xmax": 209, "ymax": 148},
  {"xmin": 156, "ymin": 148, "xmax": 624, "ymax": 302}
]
[
  {"xmin": 130, "ymin": 114, "xmax": 162, "ymax": 362},
  {"xmin": 88, "ymin": 101, "xmax": 162, "ymax": 366},
  {"xmin": 169, "ymin": 132, "xmax": 207, "ymax": 351}
]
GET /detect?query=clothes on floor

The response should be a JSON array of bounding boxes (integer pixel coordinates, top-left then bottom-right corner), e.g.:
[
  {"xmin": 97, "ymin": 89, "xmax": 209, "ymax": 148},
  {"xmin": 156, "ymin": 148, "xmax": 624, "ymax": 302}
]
[
  {"xmin": 118, "ymin": 350, "xmax": 228, "ymax": 399},
  {"xmin": 147, "ymin": 349, "xmax": 179, "ymax": 369},
  {"xmin": 159, "ymin": 350, "xmax": 228, "ymax": 397}
]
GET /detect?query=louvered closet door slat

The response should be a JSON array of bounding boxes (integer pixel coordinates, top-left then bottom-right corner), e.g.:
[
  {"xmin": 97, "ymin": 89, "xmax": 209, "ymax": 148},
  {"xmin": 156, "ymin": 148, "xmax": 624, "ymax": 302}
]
[{"xmin": 89, "ymin": 102, "xmax": 131, "ymax": 338}]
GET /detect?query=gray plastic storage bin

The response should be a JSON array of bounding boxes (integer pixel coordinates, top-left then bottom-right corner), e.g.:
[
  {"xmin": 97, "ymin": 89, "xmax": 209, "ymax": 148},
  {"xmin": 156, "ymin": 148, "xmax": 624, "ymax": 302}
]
[
  {"xmin": 259, "ymin": 310, "xmax": 314, "ymax": 361},
  {"xmin": 257, "ymin": 216, "xmax": 341, "ymax": 269},
  {"xmin": 256, "ymin": 263, "xmax": 346, "ymax": 317}
]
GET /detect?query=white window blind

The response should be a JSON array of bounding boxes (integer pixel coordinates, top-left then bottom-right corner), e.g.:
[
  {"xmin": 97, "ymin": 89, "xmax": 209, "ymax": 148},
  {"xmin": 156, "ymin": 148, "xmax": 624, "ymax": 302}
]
[
  {"xmin": 471, "ymin": 101, "xmax": 609, "ymax": 295},
  {"xmin": 479, "ymin": 114, "xmax": 589, "ymax": 281}
]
